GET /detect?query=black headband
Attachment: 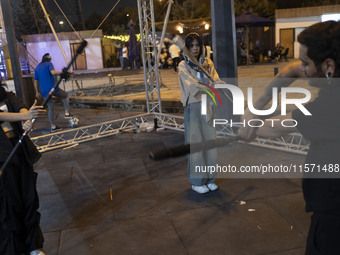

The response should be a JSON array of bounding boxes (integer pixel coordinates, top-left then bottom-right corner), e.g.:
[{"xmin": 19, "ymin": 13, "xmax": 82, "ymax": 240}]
[{"xmin": 43, "ymin": 53, "xmax": 51, "ymax": 59}]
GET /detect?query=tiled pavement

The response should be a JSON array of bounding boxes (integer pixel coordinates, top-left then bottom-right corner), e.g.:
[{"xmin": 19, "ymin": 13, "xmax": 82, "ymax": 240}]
[{"xmin": 28, "ymin": 61, "xmax": 312, "ymax": 254}]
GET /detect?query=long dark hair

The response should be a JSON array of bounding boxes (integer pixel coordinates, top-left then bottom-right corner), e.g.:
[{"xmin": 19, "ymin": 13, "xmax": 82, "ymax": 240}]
[
  {"xmin": 185, "ymin": 33, "xmax": 203, "ymax": 58},
  {"xmin": 41, "ymin": 53, "xmax": 51, "ymax": 63}
]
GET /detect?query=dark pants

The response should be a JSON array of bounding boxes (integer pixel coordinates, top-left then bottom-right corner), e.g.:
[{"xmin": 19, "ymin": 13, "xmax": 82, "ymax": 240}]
[
  {"xmin": 46, "ymin": 89, "xmax": 69, "ymax": 126},
  {"xmin": 306, "ymin": 212, "xmax": 340, "ymax": 255},
  {"xmin": 129, "ymin": 57, "xmax": 140, "ymax": 70},
  {"xmin": 0, "ymin": 142, "xmax": 43, "ymax": 255},
  {"xmin": 172, "ymin": 57, "xmax": 180, "ymax": 72}
]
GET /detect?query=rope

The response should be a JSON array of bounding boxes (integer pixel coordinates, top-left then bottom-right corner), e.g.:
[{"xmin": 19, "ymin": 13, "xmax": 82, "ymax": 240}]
[
  {"xmin": 53, "ymin": 0, "xmax": 82, "ymax": 40},
  {"xmin": 29, "ymin": 0, "xmax": 41, "ymax": 34},
  {"xmin": 90, "ymin": 0, "xmax": 121, "ymax": 38}
]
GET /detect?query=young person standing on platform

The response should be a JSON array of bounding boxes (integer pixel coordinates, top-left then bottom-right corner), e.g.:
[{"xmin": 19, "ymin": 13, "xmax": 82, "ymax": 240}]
[
  {"xmin": 239, "ymin": 21, "xmax": 340, "ymax": 254},
  {"xmin": 178, "ymin": 33, "xmax": 223, "ymax": 194},
  {"xmin": 34, "ymin": 53, "xmax": 70, "ymax": 132},
  {"xmin": 0, "ymin": 82, "xmax": 46, "ymax": 255}
]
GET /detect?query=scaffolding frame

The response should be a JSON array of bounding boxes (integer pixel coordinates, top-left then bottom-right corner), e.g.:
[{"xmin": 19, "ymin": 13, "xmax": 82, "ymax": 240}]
[
  {"xmin": 214, "ymin": 125, "xmax": 309, "ymax": 155},
  {"xmin": 30, "ymin": 112, "xmax": 308, "ymax": 156},
  {"xmin": 30, "ymin": 113, "xmax": 184, "ymax": 152},
  {"xmin": 29, "ymin": 0, "xmax": 310, "ymax": 156},
  {"xmin": 137, "ymin": 0, "xmax": 162, "ymax": 113}
]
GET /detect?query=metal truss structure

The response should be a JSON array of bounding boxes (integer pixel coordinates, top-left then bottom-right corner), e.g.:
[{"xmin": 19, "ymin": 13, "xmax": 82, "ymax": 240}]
[
  {"xmin": 137, "ymin": 0, "xmax": 162, "ymax": 113},
  {"xmin": 215, "ymin": 125, "xmax": 308, "ymax": 155},
  {"xmin": 31, "ymin": 113, "xmax": 184, "ymax": 153},
  {"xmin": 252, "ymin": 133, "xmax": 309, "ymax": 155},
  {"xmin": 31, "ymin": 112, "xmax": 308, "ymax": 156}
]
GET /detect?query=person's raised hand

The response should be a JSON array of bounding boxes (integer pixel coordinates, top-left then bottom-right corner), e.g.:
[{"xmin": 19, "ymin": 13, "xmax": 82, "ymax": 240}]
[{"xmin": 27, "ymin": 100, "xmax": 45, "ymax": 120}]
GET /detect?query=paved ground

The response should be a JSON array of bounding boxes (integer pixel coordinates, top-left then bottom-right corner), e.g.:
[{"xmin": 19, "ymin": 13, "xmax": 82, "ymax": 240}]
[
  {"xmin": 10, "ymin": 61, "xmax": 315, "ymax": 254},
  {"xmin": 35, "ymin": 111, "xmax": 309, "ymax": 255}
]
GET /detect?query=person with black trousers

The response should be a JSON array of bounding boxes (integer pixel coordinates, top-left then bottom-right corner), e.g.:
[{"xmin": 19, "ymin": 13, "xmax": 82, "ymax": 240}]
[
  {"xmin": 0, "ymin": 82, "xmax": 46, "ymax": 255},
  {"xmin": 239, "ymin": 21, "xmax": 340, "ymax": 255}
]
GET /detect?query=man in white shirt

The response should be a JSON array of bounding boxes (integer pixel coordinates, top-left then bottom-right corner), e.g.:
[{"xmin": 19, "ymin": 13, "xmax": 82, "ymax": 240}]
[{"xmin": 169, "ymin": 42, "xmax": 181, "ymax": 72}]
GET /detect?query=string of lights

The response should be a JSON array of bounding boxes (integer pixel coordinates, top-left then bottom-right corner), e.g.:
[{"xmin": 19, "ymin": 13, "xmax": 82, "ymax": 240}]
[
  {"xmin": 176, "ymin": 21, "xmax": 210, "ymax": 33},
  {"xmin": 104, "ymin": 34, "xmax": 141, "ymax": 42}
]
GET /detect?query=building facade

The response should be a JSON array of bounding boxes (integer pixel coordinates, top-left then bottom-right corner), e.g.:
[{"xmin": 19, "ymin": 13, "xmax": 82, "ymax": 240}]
[
  {"xmin": 22, "ymin": 30, "xmax": 104, "ymax": 72},
  {"xmin": 276, "ymin": 5, "xmax": 340, "ymax": 59}
]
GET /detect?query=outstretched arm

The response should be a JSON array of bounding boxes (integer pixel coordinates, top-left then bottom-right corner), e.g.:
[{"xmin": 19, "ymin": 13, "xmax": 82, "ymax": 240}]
[
  {"xmin": 238, "ymin": 61, "xmax": 305, "ymax": 140},
  {"xmin": 0, "ymin": 100, "xmax": 44, "ymax": 122},
  {"xmin": 251, "ymin": 61, "xmax": 304, "ymax": 110},
  {"xmin": 51, "ymin": 70, "xmax": 62, "ymax": 76}
]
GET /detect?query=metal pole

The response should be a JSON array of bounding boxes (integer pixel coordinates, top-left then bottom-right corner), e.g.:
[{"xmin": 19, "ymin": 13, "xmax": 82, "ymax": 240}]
[
  {"xmin": 75, "ymin": 0, "xmax": 86, "ymax": 30},
  {"xmin": 211, "ymin": 0, "xmax": 238, "ymax": 121},
  {"xmin": 137, "ymin": 0, "xmax": 149, "ymax": 111},
  {"xmin": 37, "ymin": 0, "xmax": 70, "ymax": 66},
  {"xmin": 211, "ymin": 0, "xmax": 238, "ymax": 81},
  {"xmin": 0, "ymin": 0, "xmax": 24, "ymax": 99},
  {"xmin": 137, "ymin": 0, "xmax": 162, "ymax": 113},
  {"xmin": 156, "ymin": 0, "xmax": 173, "ymax": 65},
  {"xmin": 0, "ymin": 4, "xmax": 5, "ymax": 35}
]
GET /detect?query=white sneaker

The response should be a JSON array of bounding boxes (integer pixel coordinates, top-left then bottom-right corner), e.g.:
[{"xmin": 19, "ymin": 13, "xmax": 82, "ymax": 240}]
[
  {"xmin": 64, "ymin": 113, "xmax": 72, "ymax": 118},
  {"xmin": 207, "ymin": 183, "xmax": 219, "ymax": 191},
  {"xmin": 30, "ymin": 249, "xmax": 46, "ymax": 255},
  {"xmin": 192, "ymin": 185, "xmax": 209, "ymax": 194}
]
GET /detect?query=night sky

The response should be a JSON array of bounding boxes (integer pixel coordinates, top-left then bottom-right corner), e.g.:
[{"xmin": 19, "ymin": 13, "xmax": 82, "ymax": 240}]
[
  {"xmin": 47, "ymin": 0, "xmax": 137, "ymax": 20},
  {"xmin": 81, "ymin": 0, "xmax": 137, "ymax": 19}
]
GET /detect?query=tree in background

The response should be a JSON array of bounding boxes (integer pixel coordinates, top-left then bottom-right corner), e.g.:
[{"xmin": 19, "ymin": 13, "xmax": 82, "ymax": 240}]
[
  {"xmin": 170, "ymin": 0, "xmax": 340, "ymax": 20},
  {"xmin": 234, "ymin": 0, "xmax": 276, "ymax": 17},
  {"xmin": 85, "ymin": 12, "xmax": 110, "ymax": 32},
  {"xmin": 111, "ymin": 24, "xmax": 127, "ymax": 36},
  {"xmin": 85, "ymin": 7, "xmax": 139, "ymax": 35},
  {"xmin": 107, "ymin": 7, "xmax": 139, "ymax": 34},
  {"xmin": 12, "ymin": 0, "xmax": 52, "ymax": 40},
  {"xmin": 171, "ymin": 0, "xmax": 276, "ymax": 20},
  {"xmin": 172, "ymin": 0, "xmax": 210, "ymax": 20},
  {"xmin": 14, "ymin": 0, "xmax": 339, "ymax": 39}
]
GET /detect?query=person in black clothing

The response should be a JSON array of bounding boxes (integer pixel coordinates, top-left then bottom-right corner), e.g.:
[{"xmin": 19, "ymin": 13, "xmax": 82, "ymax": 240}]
[
  {"xmin": 270, "ymin": 43, "xmax": 284, "ymax": 62},
  {"xmin": 239, "ymin": 21, "xmax": 340, "ymax": 254},
  {"xmin": 0, "ymin": 82, "xmax": 46, "ymax": 255}
]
